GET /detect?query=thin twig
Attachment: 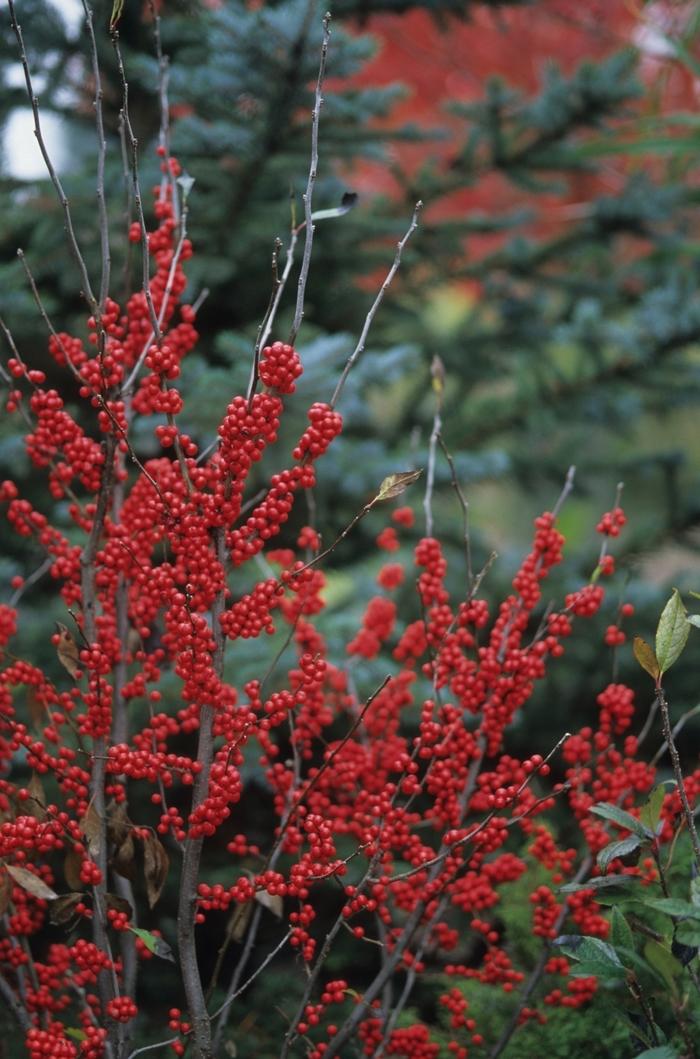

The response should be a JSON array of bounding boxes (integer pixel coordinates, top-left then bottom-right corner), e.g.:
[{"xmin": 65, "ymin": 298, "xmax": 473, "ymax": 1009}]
[
  {"xmin": 289, "ymin": 13, "xmax": 331, "ymax": 345},
  {"xmin": 655, "ymin": 684, "xmax": 700, "ymax": 870},
  {"xmin": 247, "ymin": 238, "xmax": 283, "ymax": 405},
  {"xmin": 423, "ymin": 357, "xmax": 443, "ymax": 539},
  {"xmin": 331, "ymin": 201, "xmax": 422, "ymax": 409},
  {"xmin": 438, "ymin": 433, "xmax": 473, "ymax": 590},
  {"xmin": 210, "ymin": 930, "xmax": 292, "ymax": 1045},
  {"xmin": 7, "ymin": 0, "xmax": 98, "ymax": 316},
  {"xmin": 650, "ymin": 703, "xmax": 700, "ymax": 767},
  {"xmin": 111, "ymin": 30, "xmax": 161, "ymax": 340},
  {"xmin": 81, "ymin": 1, "xmax": 111, "ymax": 311},
  {"xmin": 552, "ymin": 464, "xmax": 576, "ymax": 519}
]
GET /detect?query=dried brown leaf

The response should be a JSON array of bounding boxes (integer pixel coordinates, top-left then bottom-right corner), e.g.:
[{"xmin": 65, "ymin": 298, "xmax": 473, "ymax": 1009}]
[
  {"xmin": 64, "ymin": 849, "xmax": 85, "ymax": 892},
  {"xmin": 254, "ymin": 889, "xmax": 283, "ymax": 919},
  {"xmin": 106, "ymin": 801, "xmax": 130, "ymax": 848},
  {"xmin": 79, "ymin": 801, "xmax": 102, "ymax": 858},
  {"xmin": 55, "ymin": 623, "xmax": 80, "ymax": 679},
  {"xmin": 430, "ymin": 354, "xmax": 445, "ymax": 396},
  {"xmin": 6, "ymin": 864, "xmax": 57, "ymax": 901},
  {"xmin": 49, "ymin": 892, "xmax": 83, "ymax": 925},
  {"xmin": 0, "ymin": 870, "xmax": 11, "ymax": 916},
  {"xmin": 375, "ymin": 470, "xmax": 422, "ymax": 503},
  {"xmin": 25, "ymin": 773, "xmax": 47, "ymax": 822},
  {"xmin": 26, "ymin": 688, "xmax": 45, "ymax": 730},
  {"xmin": 112, "ymin": 833, "xmax": 137, "ymax": 882},
  {"xmin": 143, "ymin": 833, "xmax": 169, "ymax": 909},
  {"xmin": 633, "ymin": 636, "xmax": 660, "ymax": 681},
  {"xmin": 228, "ymin": 901, "xmax": 253, "ymax": 943},
  {"xmin": 105, "ymin": 892, "xmax": 133, "ymax": 919}
]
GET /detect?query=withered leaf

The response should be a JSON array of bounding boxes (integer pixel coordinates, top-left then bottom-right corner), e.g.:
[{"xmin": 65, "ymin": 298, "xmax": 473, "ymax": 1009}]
[
  {"xmin": 142, "ymin": 832, "xmax": 169, "ymax": 909},
  {"xmin": 0, "ymin": 870, "xmax": 11, "ymax": 916},
  {"xmin": 25, "ymin": 773, "xmax": 47, "ymax": 822},
  {"xmin": 126, "ymin": 627, "xmax": 141, "ymax": 656},
  {"xmin": 55, "ymin": 623, "xmax": 80, "ymax": 680},
  {"xmin": 64, "ymin": 849, "xmax": 85, "ymax": 892},
  {"xmin": 633, "ymin": 636, "xmax": 660, "ymax": 682},
  {"xmin": 106, "ymin": 801, "xmax": 130, "ymax": 848},
  {"xmin": 105, "ymin": 892, "xmax": 133, "ymax": 919},
  {"xmin": 254, "ymin": 889, "xmax": 283, "ymax": 919},
  {"xmin": 79, "ymin": 801, "xmax": 103, "ymax": 858},
  {"xmin": 430, "ymin": 354, "xmax": 445, "ymax": 396},
  {"xmin": 6, "ymin": 864, "xmax": 58, "ymax": 901},
  {"xmin": 26, "ymin": 687, "xmax": 45, "ymax": 730},
  {"xmin": 112, "ymin": 833, "xmax": 137, "ymax": 882},
  {"xmin": 50, "ymin": 892, "xmax": 83, "ymax": 926},
  {"xmin": 375, "ymin": 470, "xmax": 422, "ymax": 503},
  {"xmin": 228, "ymin": 900, "xmax": 253, "ymax": 943},
  {"xmin": 110, "ymin": 0, "xmax": 125, "ymax": 32}
]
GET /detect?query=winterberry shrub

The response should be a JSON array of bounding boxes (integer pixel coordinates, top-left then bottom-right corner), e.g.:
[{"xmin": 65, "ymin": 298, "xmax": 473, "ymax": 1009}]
[{"xmin": 0, "ymin": 6, "xmax": 698, "ymax": 1059}]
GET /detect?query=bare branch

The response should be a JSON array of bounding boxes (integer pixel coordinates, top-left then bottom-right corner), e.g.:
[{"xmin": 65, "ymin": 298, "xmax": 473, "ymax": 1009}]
[
  {"xmin": 289, "ymin": 13, "xmax": 331, "ymax": 345},
  {"xmin": 7, "ymin": 0, "xmax": 98, "ymax": 317},
  {"xmin": 331, "ymin": 202, "xmax": 422, "ymax": 409},
  {"xmin": 81, "ymin": 1, "xmax": 111, "ymax": 311}
]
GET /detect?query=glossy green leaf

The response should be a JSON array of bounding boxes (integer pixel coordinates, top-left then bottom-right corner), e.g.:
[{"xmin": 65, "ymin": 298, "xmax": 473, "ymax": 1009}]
[
  {"xmin": 655, "ymin": 589, "xmax": 689, "ymax": 674},
  {"xmin": 128, "ymin": 926, "xmax": 175, "ymax": 963},
  {"xmin": 558, "ymin": 873, "xmax": 641, "ymax": 894},
  {"xmin": 568, "ymin": 960, "xmax": 626, "ymax": 981},
  {"xmin": 611, "ymin": 907, "xmax": 634, "ymax": 953},
  {"xmin": 674, "ymin": 923, "xmax": 700, "ymax": 947},
  {"xmin": 640, "ymin": 783, "xmax": 671, "ymax": 834},
  {"xmin": 644, "ymin": 898, "xmax": 700, "ymax": 919},
  {"xmin": 554, "ymin": 935, "xmax": 623, "ymax": 968},
  {"xmin": 590, "ymin": 802, "xmax": 651, "ymax": 839},
  {"xmin": 643, "ymin": 940, "xmax": 682, "ymax": 992},
  {"xmin": 597, "ymin": 834, "xmax": 641, "ymax": 873},
  {"xmin": 635, "ymin": 1048, "xmax": 679, "ymax": 1059}
]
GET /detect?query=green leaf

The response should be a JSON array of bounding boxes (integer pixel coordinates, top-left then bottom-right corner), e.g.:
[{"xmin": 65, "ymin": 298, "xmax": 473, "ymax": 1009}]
[
  {"xmin": 635, "ymin": 1048, "xmax": 679, "ymax": 1059},
  {"xmin": 554, "ymin": 934, "xmax": 623, "ymax": 969},
  {"xmin": 590, "ymin": 802, "xmax": 652, "ymax": 839},
  {"xmin": 640, "ymin": 784, "xmax": 670, "ymax": 834},
  {"xmin": 611, "ymin": 908, "xmax": 634, "ymax": 953},
  {"xmin": 643, "ymin": 940, "xmax": 682, "ymax": 992},
  {"xmin": 655, "ymin": 589, "xmax": 690, "ymax": 675},
  {"xmin": 128, "ymin": 927, "xmax": 175, "ymax": 963},
  {"xmin": 674, "ymin": 923, "xmax": 700, "ymax": 947},
  {"xmin": 691, "ymin": 876, "xmax": 700, "ymax": 908},
  {"xmin": 558, "ymin": 873, "xmax": 641, "ymax": 894},
  {"xmin": 597, "ymin": 834, "xmax": 641, "ymax": 873},
  {"xmin": 633, "ymin": 636, "xmax": 660, "ymax": 681},
  {"xmin": 687, "ymin": 614, "xmax": 700, "ymax": 629},
  {"xmin": 644, "ymin": 898, "xmax": 700, "ymax": 919},
  {"xmin": 65, "ymin": 1029, "xmax": 87, "ymax": 1043},
  {"xmin": 568, "ymin": 960, "xmax": 626, "ymax": 981}
]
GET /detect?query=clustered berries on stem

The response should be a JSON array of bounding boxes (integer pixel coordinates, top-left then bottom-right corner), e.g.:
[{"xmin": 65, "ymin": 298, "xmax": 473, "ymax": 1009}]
[{"xmin": 1, "ymin": 104, "xmax": 698, "ymax": 1059}]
